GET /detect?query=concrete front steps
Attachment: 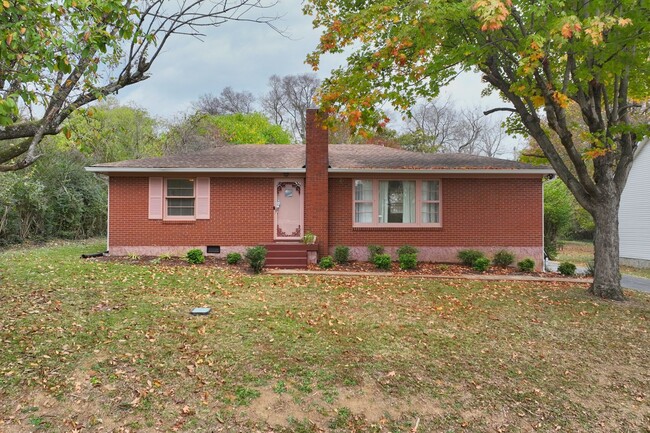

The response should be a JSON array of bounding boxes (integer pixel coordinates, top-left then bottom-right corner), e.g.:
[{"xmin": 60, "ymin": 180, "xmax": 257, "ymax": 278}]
[{"xmin": 264, "ymin": 242, "xmax": 309, "ymax": 269}]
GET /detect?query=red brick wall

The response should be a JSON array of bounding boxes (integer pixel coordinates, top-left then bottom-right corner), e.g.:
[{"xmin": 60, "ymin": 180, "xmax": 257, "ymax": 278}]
[
  {"xmin": 304, "ymin": 109, "xmax": 329, "ymax": 256},
  {"xmin": 109, "ymin": 174, "xmax": 543, "ymax": 265},
  {"xmin": 328, "ymin": 176, "xmax": 543, "ymax": 247},
  {"xmin": 109, "ymin": 176, "xmax": 275, "ymax": 249}
]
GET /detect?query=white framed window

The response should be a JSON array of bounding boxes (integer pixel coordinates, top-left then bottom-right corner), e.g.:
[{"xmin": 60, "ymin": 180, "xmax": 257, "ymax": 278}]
[
  {"xmin": 421, "ymin": 180, "xmax": 440, "ymax": 224},
  {"xmin": 353, "ymin": 179, "xmax": 441, "ymax": 227},
  {"xmin": 354, "ymin": 180, "xmax": 373, "ymax": 223},
  {"xmin": 166, "ymin": 178, "xmax": 195, "ymax": 218}
]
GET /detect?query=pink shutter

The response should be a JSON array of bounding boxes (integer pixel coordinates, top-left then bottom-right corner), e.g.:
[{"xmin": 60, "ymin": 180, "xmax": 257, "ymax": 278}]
[
  {"xmin": 148, "ymin": 177, "xmax": 163, "ymax": 219},
  {"xmin": 196, "ymin": 177, "xmax": 210, "ymax": 220}
]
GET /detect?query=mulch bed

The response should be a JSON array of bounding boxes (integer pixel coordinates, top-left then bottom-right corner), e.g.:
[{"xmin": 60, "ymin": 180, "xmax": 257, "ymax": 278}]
[{"xmin": 89, "ymin": 255, "xmax": 588, "ymax": 279}]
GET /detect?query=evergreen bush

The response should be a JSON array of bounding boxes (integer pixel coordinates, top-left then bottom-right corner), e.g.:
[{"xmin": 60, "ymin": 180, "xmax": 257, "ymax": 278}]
[
  {"xmin": 245, "ymin": 246, "xmax": 267, "ymax": 273},
  {"xmin": 333, "ymin": 246, "xmax": 350, "ymax": 264}
]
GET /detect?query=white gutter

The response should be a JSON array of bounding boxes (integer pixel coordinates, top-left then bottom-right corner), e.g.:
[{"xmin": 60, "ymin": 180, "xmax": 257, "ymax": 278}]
[
  {"xmin": 85, "ymin": 167, "xmax": 307, "ymax": 173},
  {"xmin": 329, "ymin": 168, "xmax": 556, "ymax": 175},
  {"xmin": 86, "ymin": 167, "xmax": 555, "ymax": 175}
]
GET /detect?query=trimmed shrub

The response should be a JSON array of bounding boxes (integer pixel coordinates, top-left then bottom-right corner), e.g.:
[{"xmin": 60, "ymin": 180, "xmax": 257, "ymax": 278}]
[
  {"xmin": 367, "ymin": 245, "xmax": 384, "ymax": 262},
  {"xmin": 333, "ymin": 246, "xmax": 350, "ymax": 264},
  {"xmin": 458, "ymin": 249, "xmax": 485, "ymax": 266},
  {"xmin": 396, "ymin": 245, "xmax": 418, "ymax": 256},
  {"xmin": 399, "ymin": 253, "xmax": 418, "ymax": 270},
  {"xmin": 493, "ymin": 249, "xmax": 515, "ymax": 267},
  {"xmin": 557, "ymin": 261, "xmax": 577, "ymax": 276},
  {"xmin": 186, "ymin": 248, "xmax": 205, "ymax": 264},
  {"xmin": 245, "ymin": 246, "xmax": 267, "ymax": 274},
  {"xmin": 373, "ymin": 253, "xmax": 392, "ymax": 270},
  {"xmin": 473, "ymin": 257, "xmax": 491, "ymax": 272},
  {"xmin": 226, "ymin": 252, "xmax": 242, "ymax": 265},
  {"xmin": 518, "ymin": 258, "xmax": 535, "ymax": 272},
  {"xmin": 319, "ymin": 256, "xmax": 335, "ymax": 269}
]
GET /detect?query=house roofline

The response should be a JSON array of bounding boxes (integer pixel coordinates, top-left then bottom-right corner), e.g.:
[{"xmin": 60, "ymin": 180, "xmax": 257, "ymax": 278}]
[
  {"xmin": 85, "ymin": 167, "xmax": 306, "ymax": 174},
  {"xmin": 86, "ymin": 166, "xmax": 554, "ymax": 175},
  {"xmin": 328, "ymin": 168, "xmax": 555, "ymax": 175}
]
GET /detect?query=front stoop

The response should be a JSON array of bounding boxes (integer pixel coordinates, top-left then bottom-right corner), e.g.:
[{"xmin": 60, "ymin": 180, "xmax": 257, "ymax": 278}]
[{"xmin": 264, "ymin": 242, "xmax": 311, "ymax": 269}]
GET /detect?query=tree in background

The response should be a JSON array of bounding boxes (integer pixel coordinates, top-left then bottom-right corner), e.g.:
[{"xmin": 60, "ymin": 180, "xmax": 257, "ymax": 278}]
[
  {"xmin": 56, "ymin": 98, "xmax": 160, "ymax": 163},
  {"xmin": 195, "ymin": 87, "xmax": 257, "ymax": 115},
  {"xmin": 305, "ymin": 0, "xmax": 650, "ymax": 300},
  {"xmin": 261, "ymin": 74, "xmax": 321, "ymax": 143},
  {"xmin": 162, "ymin": 113, "xmax": 291, "ymax": 155},
  {"xmin": 543, "ymin": 179, "xmax": 573, "ymax": 260},
  {"xmin": 0, "ymin": 0, "xmax": 278, "ymax": 171},
  {"xmin": 209, "ymin": 113, "xmax": 292, "ymax": 144},
  {"xmin": 404, "ymin": 100, "xmax": 507, "ymax": 156}
]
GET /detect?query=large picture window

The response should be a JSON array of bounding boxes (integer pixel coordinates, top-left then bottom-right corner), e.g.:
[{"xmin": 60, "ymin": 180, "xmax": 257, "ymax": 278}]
[
  {"xmin": 353, "ymin": 179, "xmax": 441, "ymax": 226},
  {"xmin": 166, "ymin": 178, "xmax": 195, "ymax": 217}
]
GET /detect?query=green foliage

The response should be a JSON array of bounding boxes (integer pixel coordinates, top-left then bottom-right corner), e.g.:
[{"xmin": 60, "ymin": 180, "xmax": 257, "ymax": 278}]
[
  {"xmin": 0, "ymin": 148, "xmax": 106, "ymax": 245},
  {"xmin": 158, "ymin": 253, "xmax": 172, "ymax": 261},
  {"xmin": 245, "ymin": 246, "xmax": 267, "ymax": 274},
  {"xmin": 399, "ymin": 253, "xmax": 418, "ymax": 270},
  {"xmin": 544, "ymin": 179, "xmax": 573, "ymax": 258},
  {"xmin": 518, "ymin": 258, "xmax": 536, "ymax": 272},
  {"xmin": 127, "ymin": 252, "xmax": 140, "ymax": 260},
  {"xmin": 396, "ymin": 245, "xmax": 418, "ymax": 256},
  {"xmin": 367, "ymin": 245, "xmax": 384, "ymax": 262},
  {"xmin": 493, "ymin": 250, "xmax": 515, "ymax": 267},
  {"xmin": 473, "ymin": 257, "xmax": 491, "ymax": 272},
  {"xmin": 319, "ymin": 256, "xmax": 335, "ymax": 269},
  {"xmin": 226, "ymin": 252, "xmax": 242, "ymax": 265},
  {"xmin": 333, "ymin": 246, "xmax": 350, "ymax": 264},
  {"xmin": 457, "ymin": 250, "xmax": 485, "ymax": 266},
  {"xmin": 373, "ymin": 253, "xmax": 392, "ymax": 270},
  {"xmin": 558, "ymin": 262, "xmax": 577, "ymax": 276},
  {"xmin": 186, "ymin": 249, "xmax": 205, "ymax": 265},
  {"xmin": 56, "ymin": 98, "xmax": 161, "ymax": 163},
  {"xmin": 302, "ymin": 231, "xmax": 316, "ymax": 244},
  {"xmin": 209, "ymin": 113, "xmax": 292, "ymax": 144},
  {"xmin": 586, "ymin": 261, "xmax": 595, "ymax": 277}
]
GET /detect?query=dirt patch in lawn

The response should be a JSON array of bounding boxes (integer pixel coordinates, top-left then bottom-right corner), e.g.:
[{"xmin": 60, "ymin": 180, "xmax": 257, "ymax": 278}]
[{"xmin": 244, "ymin": 377, "xmax": 444, "ymax": 428}]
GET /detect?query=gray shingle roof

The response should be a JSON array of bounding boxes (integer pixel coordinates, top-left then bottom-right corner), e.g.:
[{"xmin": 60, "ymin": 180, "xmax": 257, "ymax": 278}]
[{"xmin": 88, "ymin": 144, "xmax": 551, "ymax": 172}]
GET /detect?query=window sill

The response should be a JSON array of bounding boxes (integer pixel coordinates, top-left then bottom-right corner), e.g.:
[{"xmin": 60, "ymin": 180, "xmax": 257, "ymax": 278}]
[
  {"xmin": 162, "ymin": 219, "xmax": 196, "ymax": 224},
  {"xmin": 353, "ymin": 225, "xmax": 442, "ymax": 231}
]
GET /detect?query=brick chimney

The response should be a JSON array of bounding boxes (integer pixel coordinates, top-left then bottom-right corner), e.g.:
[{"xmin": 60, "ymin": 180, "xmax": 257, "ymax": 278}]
[{"xmin": 304, "ymin": 109, "xmax": 329, "ymax": 257}]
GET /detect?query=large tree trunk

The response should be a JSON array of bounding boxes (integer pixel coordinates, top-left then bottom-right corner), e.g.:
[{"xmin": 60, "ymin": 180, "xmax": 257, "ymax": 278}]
[{"xmin": 589, "ymin": 191, "xmax": 625, "ymax": 301}]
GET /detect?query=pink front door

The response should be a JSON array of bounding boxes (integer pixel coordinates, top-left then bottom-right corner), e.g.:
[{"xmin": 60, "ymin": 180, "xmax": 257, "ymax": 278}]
[{"xmin": 274, "ymin": 179, "xmax": 304, "ymax": 240}]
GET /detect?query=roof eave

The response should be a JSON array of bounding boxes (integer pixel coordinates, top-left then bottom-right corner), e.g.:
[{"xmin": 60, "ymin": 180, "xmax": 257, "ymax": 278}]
[
  {"xmin": 328, "ymin": 168, "xmax": 556, "ymax": 175},
  {"xmin": 85, "ymin": 167, "xmax": 307, "ymax": 174}
]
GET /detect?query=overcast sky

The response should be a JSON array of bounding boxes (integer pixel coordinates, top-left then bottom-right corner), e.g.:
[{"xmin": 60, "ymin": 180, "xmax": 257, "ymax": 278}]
[{"xmin": 116, "ymin": 0, "xmax": 520, "ymax": 155}]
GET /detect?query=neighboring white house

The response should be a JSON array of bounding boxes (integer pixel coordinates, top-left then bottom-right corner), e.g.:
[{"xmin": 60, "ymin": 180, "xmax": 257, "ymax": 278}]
[{"xmin": 619, "ymin": 139, "xmax": 650, "ymax": 268}]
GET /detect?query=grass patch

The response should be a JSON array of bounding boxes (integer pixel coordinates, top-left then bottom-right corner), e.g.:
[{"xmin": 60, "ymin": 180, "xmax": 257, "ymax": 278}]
[
  {"xmin": 556, "ymin": 240, "xmax": 594, "ymax": 266},
  {"xmin": 557, "ymin": 240, "xmax": 650, "ymax": 279},
  {"xmin": 621, "ymin": 266, "xmax": 650, "ymax": 279},
  {"xmin": 0, "ymin": 241, "xmax": 649, "ymax": 432}
]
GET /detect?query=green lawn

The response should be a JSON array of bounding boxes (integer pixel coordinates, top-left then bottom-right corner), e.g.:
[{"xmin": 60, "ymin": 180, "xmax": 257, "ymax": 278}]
[{"xmin": 0, "ymin": 241, "xmax": 649, "ymax": 432}]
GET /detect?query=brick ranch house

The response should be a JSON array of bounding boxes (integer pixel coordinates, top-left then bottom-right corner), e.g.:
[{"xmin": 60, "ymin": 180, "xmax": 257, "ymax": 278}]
[{"xmin": 87, "ymin": 109, "xmax": 553, "ymax": 269}]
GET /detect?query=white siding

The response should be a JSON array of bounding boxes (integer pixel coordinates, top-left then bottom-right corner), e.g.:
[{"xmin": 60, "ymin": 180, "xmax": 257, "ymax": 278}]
[{"xmin": 619, "ymin": 140, "xmax": 650, "ymax": 261}]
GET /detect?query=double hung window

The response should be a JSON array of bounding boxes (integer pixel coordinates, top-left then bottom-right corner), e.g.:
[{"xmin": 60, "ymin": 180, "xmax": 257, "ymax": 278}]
[{"xmin": 166, "ymin": 179, "xmax": 195, "ymax": 217}]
